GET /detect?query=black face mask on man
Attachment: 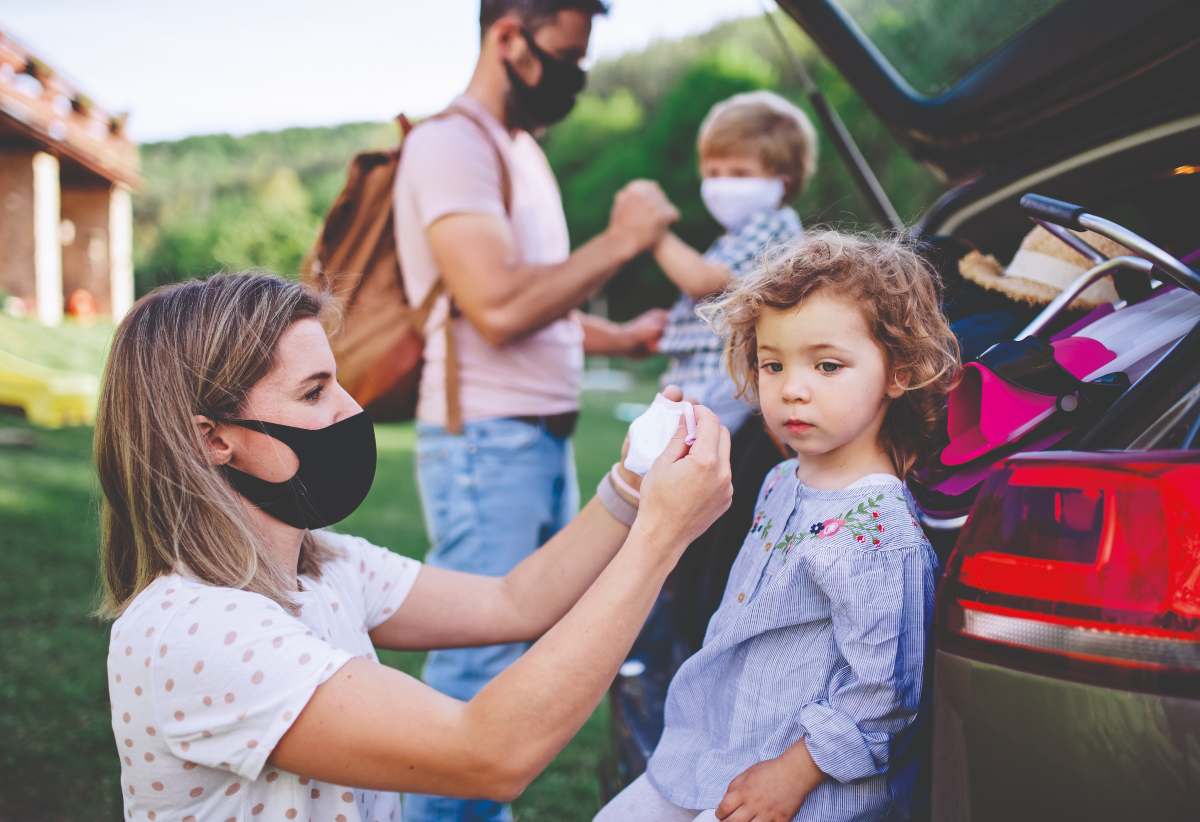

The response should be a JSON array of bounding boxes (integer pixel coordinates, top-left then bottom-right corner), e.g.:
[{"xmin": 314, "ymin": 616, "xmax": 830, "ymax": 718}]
[
  {"xmin": 504, "ymin": 27, "xmax": 586, "ymax": 131},
  {"xmin": 220, "ymin": 411, "xmax": 377, "ymax": 530}
]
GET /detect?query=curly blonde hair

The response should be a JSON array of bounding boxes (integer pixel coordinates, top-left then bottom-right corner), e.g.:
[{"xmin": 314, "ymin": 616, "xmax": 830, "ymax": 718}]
[{"xmin": 701, "ymin": 231, "xmax": 961, "ymax": 477}]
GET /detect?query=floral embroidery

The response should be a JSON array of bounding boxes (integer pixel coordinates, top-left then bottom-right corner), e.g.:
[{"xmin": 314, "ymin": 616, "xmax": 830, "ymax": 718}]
[
  {"xmin": 819, "ymin": 518, "xmax": 846, "ymax": 537},
  {"xmin": 760, "ymin": 466, "xmax": 786, "ymax": 503},
  {"xmin": 773, "ymin": 494, "xmax": 889, "ymax": 553},
  {"xmin": 750, "ymin": 509, "xmax": 774, "ymax": 541},
  {"xmin": 772, "ymin": 532, "xmax": 803, "ymax": 554}
]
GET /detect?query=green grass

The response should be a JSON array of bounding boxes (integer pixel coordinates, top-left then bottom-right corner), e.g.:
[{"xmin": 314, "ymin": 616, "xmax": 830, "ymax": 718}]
[
  {"xmin": 0, "ymin": 313, "xmax": 114, "ymax": 374},
  {"xmin": 0, "ymin": 383, "xmax": 649, "ymax": 821}
]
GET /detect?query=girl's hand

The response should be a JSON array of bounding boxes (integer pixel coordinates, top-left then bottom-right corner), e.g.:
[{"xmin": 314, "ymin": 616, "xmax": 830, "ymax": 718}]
[
  {"xmin": 635, "ymin": 402, "xmax": 731, "ymax": 559},
  {"xmin": 715, "ymin": 744, "xmax": 824, "ymax": 821}
]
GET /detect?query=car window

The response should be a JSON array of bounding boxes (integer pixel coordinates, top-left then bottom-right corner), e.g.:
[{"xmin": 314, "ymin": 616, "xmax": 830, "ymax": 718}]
[
  {"xmin": 836, "ymin": 0, "xmax": 1066, "ymax": 95},
  {"xmin": 1127, "ymin": 379, "xmax": 1200, "ymax": 450}
]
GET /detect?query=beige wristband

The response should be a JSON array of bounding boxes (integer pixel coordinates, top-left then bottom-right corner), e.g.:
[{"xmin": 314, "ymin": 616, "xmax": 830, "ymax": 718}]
[{"xmin": 596, "ymin": 468, "xmax": 638, "ymax": 527}]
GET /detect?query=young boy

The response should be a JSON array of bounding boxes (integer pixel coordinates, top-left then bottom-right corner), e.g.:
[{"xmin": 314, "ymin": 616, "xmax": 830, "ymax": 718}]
[
  {"xmin": 655, "ymin": 90, "xmax": 817, "ymax": 420},
  {"xmin": 635, "ymin": 93, "xmax": 818, "ymax": 663}
]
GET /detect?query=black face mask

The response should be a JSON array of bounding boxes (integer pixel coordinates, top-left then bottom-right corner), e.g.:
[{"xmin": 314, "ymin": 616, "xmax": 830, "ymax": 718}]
[
  {"xmin": 504, "ymin": 28, "xmax": 586, "ymax": 131},
  {"xmin": 220, "ymin": 411, "xmax": 377, "ymax": 530}
]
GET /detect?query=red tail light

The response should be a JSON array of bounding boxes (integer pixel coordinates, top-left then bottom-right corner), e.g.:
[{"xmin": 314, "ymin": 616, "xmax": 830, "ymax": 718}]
[{"xmin": 938, "ymin": 451, "xmax": 1200, "ymax": 681}]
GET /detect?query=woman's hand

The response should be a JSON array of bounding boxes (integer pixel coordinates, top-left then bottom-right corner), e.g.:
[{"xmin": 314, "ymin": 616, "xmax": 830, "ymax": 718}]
[
  {"xmin": 634, "ymin": 403, "xmax": 731, "ymax": 560},
  {"xmin": 613, "ymin": 384, "xmax": 686, "ymax": 501}
]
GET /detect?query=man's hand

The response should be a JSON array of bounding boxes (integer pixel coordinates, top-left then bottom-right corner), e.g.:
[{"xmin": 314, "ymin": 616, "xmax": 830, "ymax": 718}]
[
  {"xmin": 619, "ymin": 307, "xmax": 668, "ymax": 357},
  {"xmin": 607, "ymin": 180, "xmax": 679, "ymax": 257},
  {"xmin": 716, "ymin": 742, "xmax": 825, "ymax": 822}
]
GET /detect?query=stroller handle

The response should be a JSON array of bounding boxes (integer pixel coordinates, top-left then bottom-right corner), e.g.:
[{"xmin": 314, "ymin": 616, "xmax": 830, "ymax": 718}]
[
  {"xmin": 1020, "ymin": 194, "xmax": 1088, "ymax": 230},
  {"xmin": 1020, "ymin": 194, "xmax": 1200, "ymax": 295}
]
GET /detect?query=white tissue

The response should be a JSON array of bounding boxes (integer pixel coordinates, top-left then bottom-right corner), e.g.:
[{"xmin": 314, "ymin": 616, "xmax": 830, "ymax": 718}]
[{"xmin": 623, "ymin": 393, "xmax": 697, "ymax": 476}]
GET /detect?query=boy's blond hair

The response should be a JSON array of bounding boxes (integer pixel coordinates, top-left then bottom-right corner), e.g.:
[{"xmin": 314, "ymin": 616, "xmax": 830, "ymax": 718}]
[
  {"xmin": 697, "ymin": 90, "xmax": 818, "ymax": 199},
  {"xmin": 701, "ymin": 231, "xmax": 961, "ymax": 477}
]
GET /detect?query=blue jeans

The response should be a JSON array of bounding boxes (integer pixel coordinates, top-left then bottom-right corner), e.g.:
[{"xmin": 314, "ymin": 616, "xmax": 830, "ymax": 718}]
[{"xmin": 403, "ymin": 417, "xmax": 579, "ymax": 822}]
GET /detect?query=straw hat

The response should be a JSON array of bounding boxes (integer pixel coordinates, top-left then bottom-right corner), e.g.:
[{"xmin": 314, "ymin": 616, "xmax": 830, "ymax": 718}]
[{"xmin": 958, "ymin": 225, "xmax": 1133, "ymax": 309}]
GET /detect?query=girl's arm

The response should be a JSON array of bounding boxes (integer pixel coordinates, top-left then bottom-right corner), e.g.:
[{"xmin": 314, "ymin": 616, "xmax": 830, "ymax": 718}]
[
  {"xmin": 717, "ymin": 738, "xmax": 825, "ymax": 821},
  {"xmin": 717, "ymin": 542, "xmax": 934, "ymax": 817},
  {"xmin": 653, "ymin": 232, "xmax": 732, "ymax": 301},
  {"xmin": 796, "ymin": 544, "xmax": 936, "ymax": 784},
  {"xmin": 269, "ymin": 409, "xmax": 732, "ymax": 800}
]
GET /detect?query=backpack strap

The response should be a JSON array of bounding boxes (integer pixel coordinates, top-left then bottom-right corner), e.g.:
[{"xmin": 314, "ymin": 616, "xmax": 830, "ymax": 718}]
[{"xmin": 407, "ymin": 104, "xmax": 514, "ymax": 434}]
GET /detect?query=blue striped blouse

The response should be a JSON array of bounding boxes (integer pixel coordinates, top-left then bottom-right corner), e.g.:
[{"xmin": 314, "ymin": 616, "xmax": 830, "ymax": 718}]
[{"xmin": 646, "ymin": 460, "xmax": 938, "ymax": 820}]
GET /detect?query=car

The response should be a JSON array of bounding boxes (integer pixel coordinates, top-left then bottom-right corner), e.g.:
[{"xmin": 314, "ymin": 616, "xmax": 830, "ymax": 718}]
[{"xmin": 603, "ymin": 1, "xmax": 1200, "ymax": 818}]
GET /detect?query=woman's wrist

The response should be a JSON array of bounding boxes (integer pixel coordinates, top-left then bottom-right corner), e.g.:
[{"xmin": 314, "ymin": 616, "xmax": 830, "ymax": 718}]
[
  {"xmin": 610, "ymin": 463, "xmax": 641, "ymax": 505},
  {"xmin": 595, "ymin": 466, "xmax": 638, "ymax": 527},
  {"xmin": 624, "ymin": 517, "xmax": 683, "ymax": 574}
]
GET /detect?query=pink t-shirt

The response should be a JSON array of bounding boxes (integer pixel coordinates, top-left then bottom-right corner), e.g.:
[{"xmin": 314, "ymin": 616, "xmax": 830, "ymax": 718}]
[{"xmin": 394, "ymin": 95, "xmax": 583, "ymax": 426}]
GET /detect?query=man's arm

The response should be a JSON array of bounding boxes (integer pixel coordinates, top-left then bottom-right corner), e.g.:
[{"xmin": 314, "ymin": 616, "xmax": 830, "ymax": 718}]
[
  {"xmin": 427, "ymin": 180, "xmax": 677, "ymax": 347},
  {"xmin": 579, "ymin": 309, "xmax": 668, "ymax": 357},
  {"xmin": 653, "ymin": 231, "xmax": 733, "ymax": 301}
]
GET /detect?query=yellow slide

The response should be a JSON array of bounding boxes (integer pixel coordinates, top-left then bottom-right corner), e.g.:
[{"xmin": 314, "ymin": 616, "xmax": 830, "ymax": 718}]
[{"xmin": 0, "ymin": 349, "xmax": 99, "ymax": 428}]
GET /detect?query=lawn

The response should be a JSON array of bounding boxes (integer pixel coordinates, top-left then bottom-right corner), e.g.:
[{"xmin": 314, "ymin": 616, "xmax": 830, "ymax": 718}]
[{"xmin": 0, "ymin": 379, "xmax": 654, "ymax": 821}]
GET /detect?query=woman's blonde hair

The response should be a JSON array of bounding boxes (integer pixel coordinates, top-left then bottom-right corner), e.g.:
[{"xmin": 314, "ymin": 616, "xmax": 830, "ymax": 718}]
[
  {"xmin": 702, "ymin": 231, "xmax": 961, "ymax": 477},
  {"xmin": 697, "ymin": 90, "xmax": 818, "ymax": 199},
  {"xmin": 95, "ymin": 272, "xmax": 342, "ymax": 620}
]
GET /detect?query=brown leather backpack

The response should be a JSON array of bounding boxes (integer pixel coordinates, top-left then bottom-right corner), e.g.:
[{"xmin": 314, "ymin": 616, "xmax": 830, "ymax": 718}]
[{"xmin": 302, "ymin": 106, "xmax": 511, "ymax": 432}]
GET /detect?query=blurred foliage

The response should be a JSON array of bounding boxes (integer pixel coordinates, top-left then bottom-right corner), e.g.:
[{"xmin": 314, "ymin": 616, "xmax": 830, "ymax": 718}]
[
  {"xmin": 135, "ymin": 122, "xmax": 396, "ymax": 293},
  {"xmin": 134, "ymin": 11, "xmax": 948, "ymax": 316}
]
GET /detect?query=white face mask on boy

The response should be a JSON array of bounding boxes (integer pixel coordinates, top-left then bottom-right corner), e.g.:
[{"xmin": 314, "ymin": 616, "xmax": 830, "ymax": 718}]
[{"xmin": 701, "ymin": 177, "xmax": 785, "ymax": 231}]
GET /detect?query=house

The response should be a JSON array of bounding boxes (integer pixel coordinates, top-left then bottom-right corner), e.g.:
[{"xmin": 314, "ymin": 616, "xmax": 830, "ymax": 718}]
[{"xmin": 0, "ymin": 30, "xmax": 140, "ymax": 325}]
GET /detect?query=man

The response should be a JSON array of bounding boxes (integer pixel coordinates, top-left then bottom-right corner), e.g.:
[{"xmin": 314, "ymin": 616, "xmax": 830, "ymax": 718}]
[{"xmin": 393, "ymin": 2, "xmax": 677, "ymax": 819}]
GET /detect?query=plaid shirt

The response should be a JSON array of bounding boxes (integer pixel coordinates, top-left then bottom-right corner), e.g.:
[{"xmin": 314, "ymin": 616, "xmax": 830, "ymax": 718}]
[{"xmin": 659, "ymin": 207, "xmax": 802, "ymax": 397}]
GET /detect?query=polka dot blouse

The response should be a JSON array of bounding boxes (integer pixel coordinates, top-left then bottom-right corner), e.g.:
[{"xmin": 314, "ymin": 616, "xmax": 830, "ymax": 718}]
[{"xmin": 107, "ymin": 530, "xmax": 421, "ymax": 821}]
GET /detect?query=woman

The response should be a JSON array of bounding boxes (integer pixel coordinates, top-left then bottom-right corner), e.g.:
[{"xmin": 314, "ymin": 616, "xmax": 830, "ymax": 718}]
[{"xmin": 98, "ymin": 272, "xmax": 731, "ymax": 821}]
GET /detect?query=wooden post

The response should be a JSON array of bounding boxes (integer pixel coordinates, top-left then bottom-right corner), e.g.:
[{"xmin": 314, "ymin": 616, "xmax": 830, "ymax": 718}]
[
  {"xmin": 32, "ymin": 151, "xmax": 62, "ymax": 325},
  {"xmin": 0, "ymin": 148, "xmax": 63, "ymax": 324},
  {"xmin": 110, "ymin": 184, "xmax": 133, "ymax": 319}
]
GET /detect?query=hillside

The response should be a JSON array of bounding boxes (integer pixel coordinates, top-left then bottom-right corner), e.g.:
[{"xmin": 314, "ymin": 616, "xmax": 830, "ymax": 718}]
[{"xmin": 133, "ymin": 11, "xmax": 945, "ymax": 316}]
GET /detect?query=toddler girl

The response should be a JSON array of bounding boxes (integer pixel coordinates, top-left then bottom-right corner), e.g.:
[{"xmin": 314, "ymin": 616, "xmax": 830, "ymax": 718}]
[{"xmin": 596, "ymin": 232, "xmax": 961, "ymax": 821}]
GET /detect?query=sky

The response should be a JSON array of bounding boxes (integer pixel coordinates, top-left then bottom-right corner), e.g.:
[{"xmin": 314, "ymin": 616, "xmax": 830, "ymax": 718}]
[{"xmin": 1, "ymin": 0, "xmax": 767, "ymax": 142}]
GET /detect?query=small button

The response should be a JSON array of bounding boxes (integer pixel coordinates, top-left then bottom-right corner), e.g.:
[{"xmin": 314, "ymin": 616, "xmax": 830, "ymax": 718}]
[{"xmin": 736, "ymin": 592, "xmax": 746, "ymax": 603}]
